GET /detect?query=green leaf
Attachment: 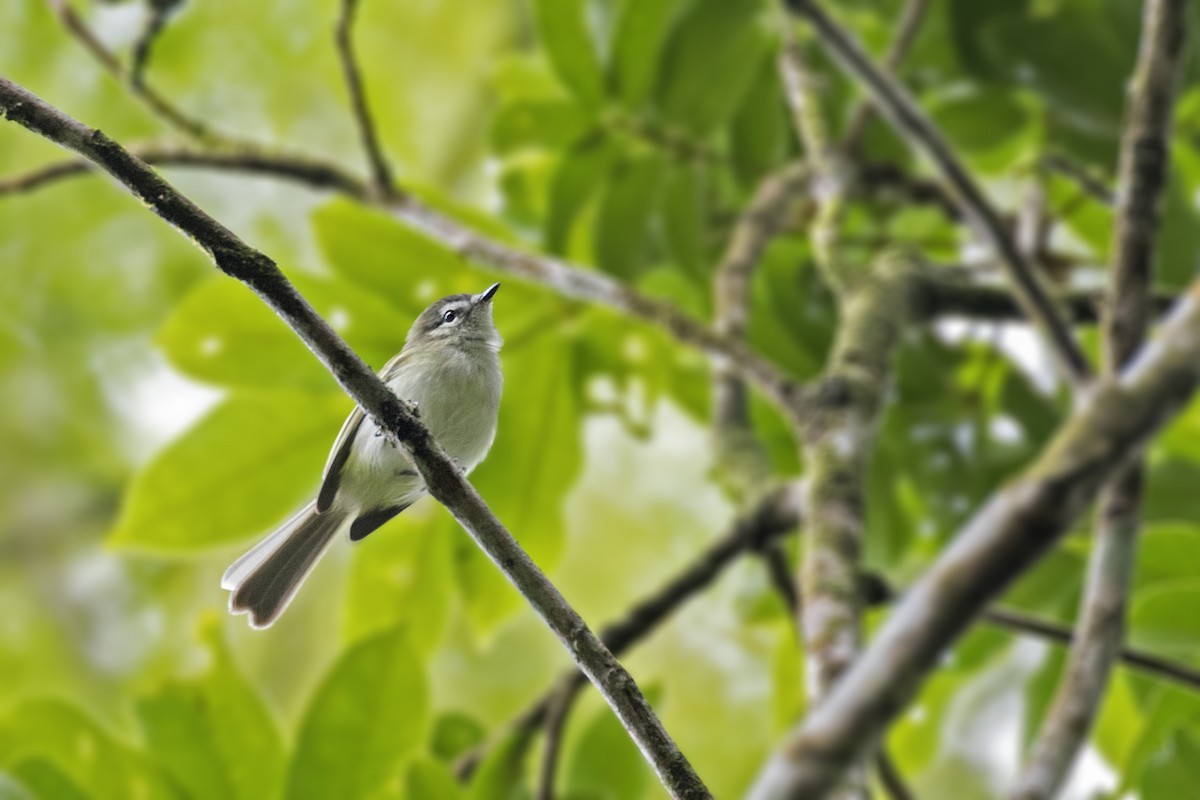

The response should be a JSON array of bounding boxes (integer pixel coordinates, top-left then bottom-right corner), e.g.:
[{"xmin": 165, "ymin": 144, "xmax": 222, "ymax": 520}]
[
  {"xmin": 609, "ymin": 0, "xmax": 688, "ymax": 109},
  {"xmin": 656, "ymin": 0, "xmax": 770, "ymax": 136},
  {"xmin": 1136, "ymin": 523, "xmax": 1200, "ymax": 588},
  {"xmin": 563, "ymin": 692, "xmax": 658, "ymax": 800},
  {"xmin": 0, "ymin": 700, "xmax": 176, "ymax": 800},
  {"xmin": 8, "ymin": 760, "xmax": 88, "ymax": 800},
  {"xmin": 1139, "ymin": 729, "xmax": 1200, "ymax": 798},
  {"xmin": 467, "ymin": 730, "xmax": 529, "ymax": 800},
  {"xmin": 533, "ymin": 0, "xmax": 605, "ymax": 106},
  {"xmin": 545, "ymin": 132, "xmax": 616, "ymax": 254},
  {"xmin": 658, "ymin": 163, "xmax": 709, "ymax": 278},
  {"xmin": 286, "ymin": 627, "xmax": 427, "ymax": 800},
  {"xmin": 459, "ymin": 330, "xmax": 583, "ymax": 633},
  {"xmin": 343, "ymin": 506, "xmax": 456, "ymax": 653},
  {"xmin": 0, "ymin": 775, "xmax": 33, "ymax": 800},
  {"xmin": 110, "ymin": 390, "xmax": 350, "ymax": 552},
  {"xmin": 158, "ymin": 275, "xmax": 405, "ymax": 390},
  {"xmin": 430, "ymin": 712, "xmax": 487, "ymax": 763},
  {"xmin": 406, "ymin": 758, "xmax": 462, "ymax": 800},
  {"xmin": 491, "ymin": 100, "xmax": 591, "ymax": 156},
  {"xmin": 1129, "ymin": 580, "xmax": 1200, "ymax": 661},
  {"xmin": 593, "ymin": 155, "xmax": 666, "ymax": 279},
  {"xmin": 134, "ymin": 620, "xmax": 285, "ymax": 800},
  {"xmin": 926, "ymin": 87, "xmax": 1041, "ymax": 172},
  {"xmin": 729, "ymin": 51, "xmax": 790, "ymax": 186}
]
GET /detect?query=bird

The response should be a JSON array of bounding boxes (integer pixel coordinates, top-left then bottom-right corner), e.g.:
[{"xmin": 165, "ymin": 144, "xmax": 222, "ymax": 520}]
[{"xmin": 222, "ymin": 282, "xmax": 504, "ymax": 628}]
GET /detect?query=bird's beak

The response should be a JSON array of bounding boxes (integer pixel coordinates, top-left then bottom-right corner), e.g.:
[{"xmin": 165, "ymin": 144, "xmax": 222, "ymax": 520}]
[{"xmin": 477, "ymin": 282, "xmax": 501, "ymax": 304}]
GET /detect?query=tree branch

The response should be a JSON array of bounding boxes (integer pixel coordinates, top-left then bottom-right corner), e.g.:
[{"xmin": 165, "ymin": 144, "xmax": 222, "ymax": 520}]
[
  {"xmin": 794, "ymin": 252, "xmax": 933, "ymax": 800},
  {"xmin": 0, "ymin": 142, "xmax": 810, "ymax": 431},
  {"xmin": 334, "ymin": 0, "xmax": 396, "ymax": 198},
  {"xmin": 712, "ymin": 162, "xmax": 810, "ymax": 492},
  {"xmin": 130, "ymin": 0, "xmax": 185, "ymax": 89},
  {"xmin": 841, "ymin": 0, "xmax": 932, "ymax": 155},
  {"xmin": 0, "ymin": 77, "xmax": 711, "ymax": 800},
  {"xmin": 455, "ymin": 482, "xmax": 806, "ymax": 780},
  {"xmin": 874, "ymin": 751, "xmax": 915, "ymax": 800},
  {"xmin": 45, "ymin": 0, "xmax": 230, "ymax": 144},
  {"xmin": 784, "ymin": 0, "xmax": 1093, "ymax": 388},
  {"xmin": 1012, "ymin": 3, "xmax": 1188, "ymax": 798},
  {"xmin": 747, "ymin": 274, "xmax": 1200, "ymax": 797}
]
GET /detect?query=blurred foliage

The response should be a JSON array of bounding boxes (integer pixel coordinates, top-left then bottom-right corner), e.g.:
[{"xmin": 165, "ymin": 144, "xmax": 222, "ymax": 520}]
[{"xmin": 1, "ymin": 0, "xmax": 1200, "ymax": 798}]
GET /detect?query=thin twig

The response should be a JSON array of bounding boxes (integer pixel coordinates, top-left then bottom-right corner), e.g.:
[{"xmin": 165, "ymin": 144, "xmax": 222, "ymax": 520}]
[
  {"xmin": 842, "ymin": 0, "xmax": 932, "ymax": 154},
  {"xmin": 784, "ymin": 0, "xmax": 1093, "ymax": 388},
  {"xmin": 0, "ymin": 77, "xmax": 711, "ymax": 800},
  {"xmin": 874, "ymin": 751, "xmax": 915, "ymax": 800},
  {"xmin": 455, "ymin": 483, "xmax": 806, "ymax": 780},
  {"xmin": 130, "ymin": 0, "xmax": 185, "ymax": 88},
  {"xmin": 45, "ymin": 0, "xmax": 226, "ymax": 143},
  {"xmin": 537, "ymin": 678, "xmax": 577, "ymax": 800},
  {"xmin": 334, "ymin": 0, "xmax": 395, "ymax": 198},
  {"xmin": 1042, "ymin": 154, "xmax": 1116, "ymax": 207},
  {"xmin": 1012, "ymin": 3, "xmax": 1188, "ymax": 798},
  {"xmin": 980, "ymin": 608, "xmax": 1200, "ymax": 692}
]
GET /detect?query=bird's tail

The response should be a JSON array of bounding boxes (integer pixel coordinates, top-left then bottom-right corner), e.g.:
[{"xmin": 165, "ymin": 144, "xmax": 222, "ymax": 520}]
[{"xmin": 222, "ymin": 500, "xmax": 345, "ymax": 628}]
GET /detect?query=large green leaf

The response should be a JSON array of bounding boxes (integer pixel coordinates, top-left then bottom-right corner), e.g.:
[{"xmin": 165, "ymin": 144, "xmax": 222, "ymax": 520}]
[
  {"xmin": 8, "ymin": 760, "xmax": 88, "ymax": 800},
  {"xmin": 0, "ymin": 700, "xmax": 177, "ymax": 800},
  {"xmin": 158, "ymin": 275, "xmax": 405, "ymax": 390},
  {"xmin": 609, "ymin": 0, "xmax": 689, "ymax": 109},
  {"xmin": 533, "ymin": 0, "xmax": 605, "ymax": 107},
  {"xmin": 656, "ymin": 0, "xmax": 770, "ymax": 136},
  {"xmin": 285, "ymin": 627, "xmax": 427, "ymax": 800},
  {"xmin": 110, "ymin": 390, "xmax": 350, "ymax": 552},
  {"xmin": 467, "ymin": 731, "xmax": 529, "ymax": 800},
  {"xmin": 545, "ymin": 132, "xmax": 617, "ymax": 254},
  {"xmin": 658, "ymin": 162, "xmax": 709, "ymax": 279},
  {"xmin": 593, "ymin": 154, "xmax": 667, "ymax": 279},
  {"xmin": 134, "ymin": 621, "xmax": 285, "ymax": 800},
  {"xmin": 343, "ymin": 506, "xmax": 456, "ymax": 653},
  {"xmin": 1129, "ymin": 580, "xmax": 1200, "ymax": 661},
  {"xmin": 563, "ymin": 692, "xmax": 658, "ymax": 799}
]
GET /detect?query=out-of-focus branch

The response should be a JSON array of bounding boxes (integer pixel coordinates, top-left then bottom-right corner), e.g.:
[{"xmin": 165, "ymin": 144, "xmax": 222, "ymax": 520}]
[
  {"xmin": 841, "ymin": 0, "xmax": 932, "ymax": 154},
  {"xmin": 130, "ymin": 0, "xmax": 185, "ymax": 88},
  {"xmin": 1042, "ymin": 154, "xmax": 1116, "ymax": 207},
  {"xmin": 0, "ymin": 78, "xmax": 711, "ymax": 800},
  {"xmin": 793, "ymin": 252, "xmax": 934, "ymax": 800},
  {"xmin": 456, "ymin": 483, "xmax": 806, "ymax": 780},
  {"xmin": 1012, "ymin": 3, "xmax": 1188, "ymax": 799},
  {"xmin": 746, "ymin": 262, "xmax": 1200, "ymax": 797},
  {"xmin": 0, "ymin": 143, "xmax": 809, "ymax": 430},
  {"xmin": 45, "ymin": 0, "xmax": 230, "ymax": 144},
  {"xmin": 784, "ymin": 0, "xmax": 1093, "ymax": 388},
  {"xmin": 335, "ymin": 0, "xmax": 396, "ymax": 198},
  {"xmin": 712, "ymin": 162, "xmax": 810, "ymax": 491},
  {"xmin": 536, "ymin": 679, "xmax": 575, "ymax": 800},
  {"xmin": 874, "ymin": 751, "xmax": 915, "ymax": 800},
  {"xmin": 979, "ymin": 607, "xmax": 1200, "ymax": 692}
]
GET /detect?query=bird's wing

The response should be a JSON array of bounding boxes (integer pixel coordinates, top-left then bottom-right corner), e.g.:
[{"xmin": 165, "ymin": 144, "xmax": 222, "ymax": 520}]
[{"xmin": 315, "ymin": 349, "xmax": 410, "ymax": 512}]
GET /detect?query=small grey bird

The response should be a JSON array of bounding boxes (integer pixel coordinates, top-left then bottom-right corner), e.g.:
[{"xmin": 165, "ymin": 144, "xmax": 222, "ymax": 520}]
[{"xmin": 223, "ymin": 283, "xmax": 504, "ymax": 628}]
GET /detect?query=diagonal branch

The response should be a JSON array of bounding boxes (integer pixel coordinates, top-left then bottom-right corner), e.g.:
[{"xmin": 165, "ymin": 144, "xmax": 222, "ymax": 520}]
[
  {"xmin": 1012, "ymin": 2, "xmax": 1189, "ymax": 798},
  {"xmin": 784, "ymin": 0, "xmax": 1093, "ymax": 388},
  {"xmin": 747, "ymin": 280, "xmax": 1200, "ymax": 796},
  {"xmin": 334, "ymin": 0, "xmax": 396, "ymax": 198},
  {"xmin": 0, "ymin": 77, "xmax": 710, "ymax": 800}
]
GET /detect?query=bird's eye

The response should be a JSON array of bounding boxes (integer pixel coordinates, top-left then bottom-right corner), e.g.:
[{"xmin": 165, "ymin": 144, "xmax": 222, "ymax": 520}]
[{"xmin": 442, "ymin": 309, "xmax": 457, "ymax": 324}]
